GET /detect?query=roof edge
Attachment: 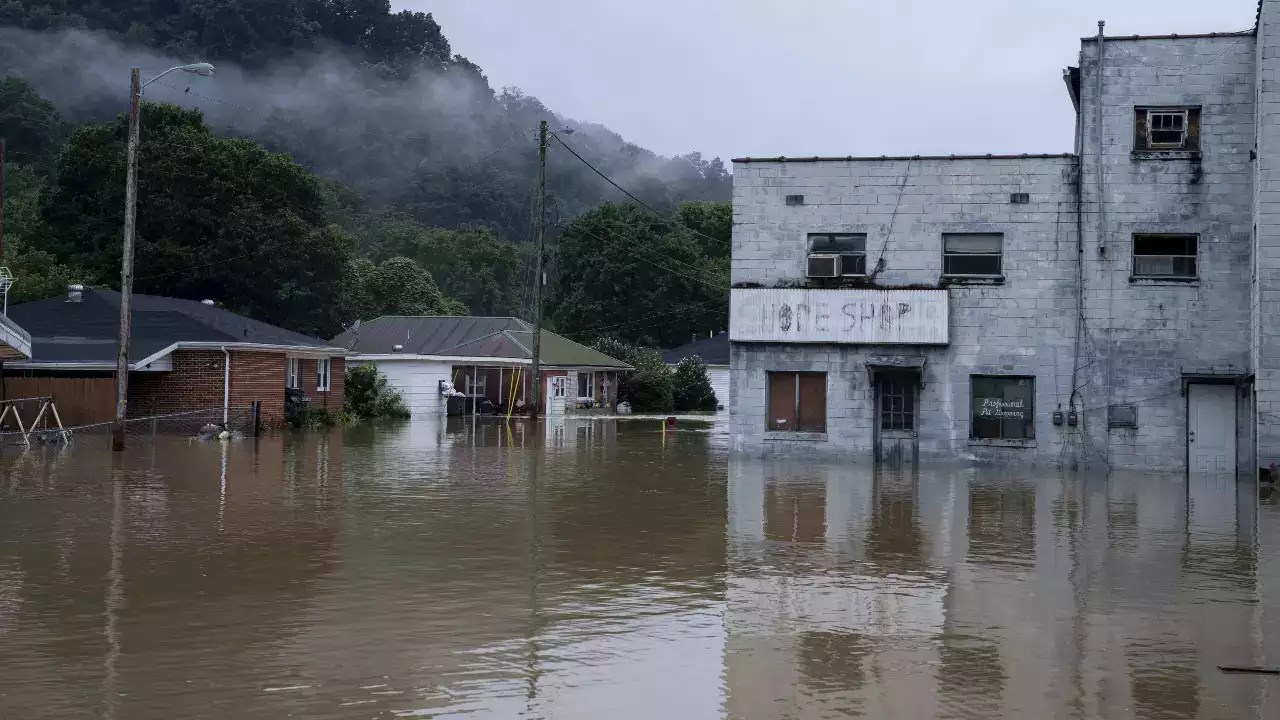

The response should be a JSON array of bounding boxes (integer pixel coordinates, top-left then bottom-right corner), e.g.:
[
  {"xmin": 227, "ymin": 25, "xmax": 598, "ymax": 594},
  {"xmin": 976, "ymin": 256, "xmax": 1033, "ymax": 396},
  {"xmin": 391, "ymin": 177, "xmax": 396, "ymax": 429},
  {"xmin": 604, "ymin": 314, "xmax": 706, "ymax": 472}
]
[
  {"xmin": 733, "ymin": 153, "xmax": 1076, "ymax": 164},
  {"xmin": 1080, "ymin": 31, "xmax": 1253, "ymax": 42}
]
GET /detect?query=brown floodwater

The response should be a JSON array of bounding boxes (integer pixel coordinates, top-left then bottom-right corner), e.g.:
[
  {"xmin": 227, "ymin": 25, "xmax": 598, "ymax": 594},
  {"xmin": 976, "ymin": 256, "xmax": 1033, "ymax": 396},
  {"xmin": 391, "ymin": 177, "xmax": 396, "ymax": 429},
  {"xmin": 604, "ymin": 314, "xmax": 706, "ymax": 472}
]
[{"xmin": 0, "ymin": 417, "xmax": 1277, "ymax": 719}]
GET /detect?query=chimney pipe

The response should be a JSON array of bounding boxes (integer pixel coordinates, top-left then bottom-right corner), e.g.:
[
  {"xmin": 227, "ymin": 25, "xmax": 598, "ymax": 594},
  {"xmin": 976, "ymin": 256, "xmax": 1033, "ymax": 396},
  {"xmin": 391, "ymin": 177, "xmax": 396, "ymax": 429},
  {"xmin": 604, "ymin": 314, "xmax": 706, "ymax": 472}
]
[{"xmin": 67, "ymin": 284, "xmax": 83, "ymax": 303}]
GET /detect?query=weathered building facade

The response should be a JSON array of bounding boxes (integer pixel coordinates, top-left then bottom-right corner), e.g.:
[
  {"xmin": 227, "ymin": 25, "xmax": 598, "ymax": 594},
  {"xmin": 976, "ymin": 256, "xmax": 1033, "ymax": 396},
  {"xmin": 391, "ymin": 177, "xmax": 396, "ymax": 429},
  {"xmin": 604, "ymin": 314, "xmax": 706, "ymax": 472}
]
[{"xmin": 730, "ymin": 3, "xmax": 1280, "ymax": 472}]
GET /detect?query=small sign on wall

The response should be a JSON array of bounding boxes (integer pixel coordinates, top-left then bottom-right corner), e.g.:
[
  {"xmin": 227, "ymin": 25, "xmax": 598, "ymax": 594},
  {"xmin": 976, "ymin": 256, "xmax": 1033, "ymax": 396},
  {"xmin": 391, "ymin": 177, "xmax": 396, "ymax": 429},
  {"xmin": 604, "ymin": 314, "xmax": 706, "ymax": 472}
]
[{"xmin": 730, "ymin": 288, "xmax": 949, "ymax": 345}]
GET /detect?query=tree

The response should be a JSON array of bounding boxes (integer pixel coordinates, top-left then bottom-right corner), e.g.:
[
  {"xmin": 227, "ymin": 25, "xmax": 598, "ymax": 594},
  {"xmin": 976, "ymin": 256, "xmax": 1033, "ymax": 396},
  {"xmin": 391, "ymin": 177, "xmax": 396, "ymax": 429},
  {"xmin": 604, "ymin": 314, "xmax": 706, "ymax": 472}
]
[
  {"xmin": 0, "ymin": 162, "xmax": 79, "ymax": 302},
  {"xmin": 0, "ymin": 75, "xmax": 61, "ymax": 167},
  {"xmin": 343, "ymin": 255, "xmax": 459, "ymax": 321},
  {"xmin": 591, "ymin": 337, "xmax": 673, "ymax": 413},
  {"xmin": 672, "ymin": 356, "xmax": 718, "ymax": 412},
  {"xmin": 41, "ymin": 102, "xmax": 352, "ymax": 337},
  {"xmin": 549, "ymin": 202, "xmax": 728, "ymax": 348}
]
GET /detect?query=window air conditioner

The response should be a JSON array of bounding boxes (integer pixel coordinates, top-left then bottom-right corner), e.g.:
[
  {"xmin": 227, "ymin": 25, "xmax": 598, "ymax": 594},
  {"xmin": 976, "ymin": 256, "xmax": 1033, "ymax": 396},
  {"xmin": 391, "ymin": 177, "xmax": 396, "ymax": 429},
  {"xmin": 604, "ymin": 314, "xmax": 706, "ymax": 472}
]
[{"xmin": 806, "ymin": 254, "xmax": 840, "ymax": 278}]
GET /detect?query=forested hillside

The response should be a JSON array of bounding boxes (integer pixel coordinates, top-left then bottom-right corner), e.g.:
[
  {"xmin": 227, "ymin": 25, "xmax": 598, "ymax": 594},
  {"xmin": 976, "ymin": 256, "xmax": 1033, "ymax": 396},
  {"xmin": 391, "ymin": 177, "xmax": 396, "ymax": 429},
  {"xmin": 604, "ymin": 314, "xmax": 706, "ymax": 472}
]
[{"xmin": 0, "ymin": 1, "xmax": 729, "ymax": 345}]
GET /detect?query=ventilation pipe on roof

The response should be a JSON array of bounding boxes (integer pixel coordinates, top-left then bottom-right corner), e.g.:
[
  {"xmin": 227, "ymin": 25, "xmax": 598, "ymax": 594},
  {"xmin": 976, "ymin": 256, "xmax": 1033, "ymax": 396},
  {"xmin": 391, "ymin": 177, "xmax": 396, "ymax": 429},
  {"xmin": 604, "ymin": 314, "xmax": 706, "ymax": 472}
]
[{"xmin": 67, "ymin": 284, "xmax": 84, "ymax": 303}]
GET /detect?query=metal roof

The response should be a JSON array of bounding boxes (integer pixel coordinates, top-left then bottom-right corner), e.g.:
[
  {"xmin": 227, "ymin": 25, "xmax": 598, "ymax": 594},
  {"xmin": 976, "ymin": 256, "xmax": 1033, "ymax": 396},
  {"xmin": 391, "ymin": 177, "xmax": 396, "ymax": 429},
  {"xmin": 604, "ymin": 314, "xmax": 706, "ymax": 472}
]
[
  {"xmin": 334, "ymin": 316, "xmax": 630, "ymax": 369},
  {"xmin": 662, "ymin": 333, "xmax": 729, "ymax": 366},
  {"xmin": 7, "ymin": 288, "xmax": 340, "ymax": 366}
]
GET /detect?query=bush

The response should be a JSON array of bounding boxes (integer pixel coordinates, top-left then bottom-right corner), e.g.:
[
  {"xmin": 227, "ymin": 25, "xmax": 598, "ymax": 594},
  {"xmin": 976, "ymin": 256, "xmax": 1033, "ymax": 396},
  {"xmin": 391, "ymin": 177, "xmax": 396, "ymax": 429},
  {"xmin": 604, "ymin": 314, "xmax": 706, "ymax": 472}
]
[
  {"xmin": 345, "ymin": 364, "xmax": 411, "ymax": 420},
  {"xmin": 590, "ymin": 337, "xmax": 674, "ymax": 413},
  {"xmin": 672, "ymin": 356, "xmax": 718, "ymax": 411}
]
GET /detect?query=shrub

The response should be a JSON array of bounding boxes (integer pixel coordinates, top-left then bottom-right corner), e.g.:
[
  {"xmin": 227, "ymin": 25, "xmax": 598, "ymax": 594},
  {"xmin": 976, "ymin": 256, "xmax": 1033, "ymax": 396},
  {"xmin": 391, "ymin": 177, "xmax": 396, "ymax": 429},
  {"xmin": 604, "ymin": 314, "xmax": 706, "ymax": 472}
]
[
  {"xmin": 590, "ymin": 337, "xmax": 674, "ymax": 413},
  {"xmin": 345, "ymin": 364, "xmax": 411, "ymax": 420},
  {"xmin": 672, "ymin": 356, "xmax": 718, "ymax": 411}
]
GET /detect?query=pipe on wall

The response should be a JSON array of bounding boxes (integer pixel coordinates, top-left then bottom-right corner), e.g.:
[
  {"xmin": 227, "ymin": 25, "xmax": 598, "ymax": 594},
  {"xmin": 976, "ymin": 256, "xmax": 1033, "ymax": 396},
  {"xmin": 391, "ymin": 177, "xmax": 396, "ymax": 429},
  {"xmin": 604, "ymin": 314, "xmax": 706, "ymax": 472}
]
[{"xmin": 222, "ymin": 347, "xmax": 230, "ymax": 424}]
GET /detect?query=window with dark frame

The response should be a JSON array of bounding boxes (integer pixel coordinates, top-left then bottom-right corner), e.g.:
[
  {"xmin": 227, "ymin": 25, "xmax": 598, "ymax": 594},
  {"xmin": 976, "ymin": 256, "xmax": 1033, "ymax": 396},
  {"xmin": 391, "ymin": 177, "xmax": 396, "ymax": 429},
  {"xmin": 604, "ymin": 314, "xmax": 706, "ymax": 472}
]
[
  {"xmin": 1132, "ymin": 234, "xmax": 1197, "ymax": 280},
  {"xmin": 808, "ymin": 233, "xmax": 867, "ymax": 277},
  {"xmin": 1134, "ymin": 107, "xmax": 1200, "ymax": 152},
  {"xmin": 577, "ymin": 371, "xmax": 593, "ymax": 399},
  {"xmin": 970, "ymin": 375, "xmax": 1034, "ymax": 440},
  {"xmin": 879, "ymin": 374, "xmax": 916, "ymax": 431},
  {"xmin": 943, "ymin": 233, "xmax": 1003, "ymax": 277},
  {"xmin": 767, "ymin": 371, "xmax": 827, "ymax": 433}
]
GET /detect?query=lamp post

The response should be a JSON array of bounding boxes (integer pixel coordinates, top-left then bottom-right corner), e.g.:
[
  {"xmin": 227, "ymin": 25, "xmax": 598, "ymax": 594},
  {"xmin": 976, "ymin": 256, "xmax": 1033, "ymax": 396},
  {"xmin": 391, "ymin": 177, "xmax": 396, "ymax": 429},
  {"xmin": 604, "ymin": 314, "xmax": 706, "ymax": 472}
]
[{"xmin": 112, "ymin": 63, "xmax": 214, "ymax": 451}]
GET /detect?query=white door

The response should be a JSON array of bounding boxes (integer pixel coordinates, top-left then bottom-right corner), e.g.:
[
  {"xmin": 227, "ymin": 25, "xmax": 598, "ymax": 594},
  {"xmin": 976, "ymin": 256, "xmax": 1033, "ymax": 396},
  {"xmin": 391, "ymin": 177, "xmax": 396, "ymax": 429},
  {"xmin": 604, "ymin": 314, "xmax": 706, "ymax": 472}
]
[
  {"xmin": 1188, "ymin": 383, "xmax": 1236, "ymax": 474},
  {"xmin": 546, "ymin": 377, "xmax": 566, "ymax": 416}
]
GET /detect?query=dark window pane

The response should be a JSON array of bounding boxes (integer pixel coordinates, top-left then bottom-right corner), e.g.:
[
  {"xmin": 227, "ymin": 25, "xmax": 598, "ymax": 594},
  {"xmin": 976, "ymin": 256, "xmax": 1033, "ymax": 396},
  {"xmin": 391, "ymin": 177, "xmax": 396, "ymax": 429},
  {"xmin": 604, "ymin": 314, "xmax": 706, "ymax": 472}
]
[
  {"xmin": 971, "ymin": 376, "xmax": 1034, "ymax": 440},
  {"xmin": 809, "ymin": 233, "xmax": 867, "ymax": 253},
  {"xmin": 944, "ymin": 254, "xmax": 1002, "ymax": 276},
  {"xmin": 841, "ymin": 253, "xmax": 866, "ymax": 275},
  {"xmin": 1150, "ymin": 129, "xmax": 1184, "ymax": 146},
  {"xmin": 944, "ymin": 234, "xmax": 1002, "ymax": 253},
  {"xmin": 1134, "ymin": 234, "xmax": 1196, "ymax": 256}
]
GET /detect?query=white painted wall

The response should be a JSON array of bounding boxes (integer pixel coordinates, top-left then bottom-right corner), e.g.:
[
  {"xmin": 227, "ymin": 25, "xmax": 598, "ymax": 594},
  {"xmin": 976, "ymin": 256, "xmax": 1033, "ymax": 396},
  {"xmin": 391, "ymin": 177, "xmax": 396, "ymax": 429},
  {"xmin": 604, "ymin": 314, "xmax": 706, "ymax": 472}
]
[
  {"xmin": 708, "ymin": 366, "xmax": 730, "ymax": 411},
  {"xmin": 355, "ymin": 358, "xmax": 452, "ymax": 418}
]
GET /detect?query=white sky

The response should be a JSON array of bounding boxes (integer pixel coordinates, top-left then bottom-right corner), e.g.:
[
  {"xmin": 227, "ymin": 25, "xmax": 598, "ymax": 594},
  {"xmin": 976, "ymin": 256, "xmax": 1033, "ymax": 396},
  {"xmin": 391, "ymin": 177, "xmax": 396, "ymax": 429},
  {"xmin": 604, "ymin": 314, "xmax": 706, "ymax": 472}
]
[{"xmin": 408, "ymin": 1, "xmax": 1256, "ymax": 161}]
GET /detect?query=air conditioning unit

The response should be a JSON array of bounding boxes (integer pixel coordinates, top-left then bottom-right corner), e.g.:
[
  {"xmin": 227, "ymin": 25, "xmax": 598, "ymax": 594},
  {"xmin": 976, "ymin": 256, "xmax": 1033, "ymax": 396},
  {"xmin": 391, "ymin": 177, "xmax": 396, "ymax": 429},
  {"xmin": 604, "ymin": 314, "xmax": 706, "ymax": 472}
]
[{"xmin": 806, "ymin": 254, "xmax": 840, "ymax": 278}]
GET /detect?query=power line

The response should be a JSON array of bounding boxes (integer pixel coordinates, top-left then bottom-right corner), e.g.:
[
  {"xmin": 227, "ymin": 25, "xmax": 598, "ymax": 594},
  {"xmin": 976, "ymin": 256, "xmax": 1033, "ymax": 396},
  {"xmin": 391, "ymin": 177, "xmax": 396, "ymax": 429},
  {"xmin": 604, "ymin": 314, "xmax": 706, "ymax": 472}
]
[
  {"xmin": 550, "ymin": 133, "xmax": 726, "ymax": 247},
  {"xmin": 576, "ymin": 297, "xmax": 728, "ymax": 336},
  {"xmin": 568, "ymin": 222, "xmax": 729, "ymax": 291}
]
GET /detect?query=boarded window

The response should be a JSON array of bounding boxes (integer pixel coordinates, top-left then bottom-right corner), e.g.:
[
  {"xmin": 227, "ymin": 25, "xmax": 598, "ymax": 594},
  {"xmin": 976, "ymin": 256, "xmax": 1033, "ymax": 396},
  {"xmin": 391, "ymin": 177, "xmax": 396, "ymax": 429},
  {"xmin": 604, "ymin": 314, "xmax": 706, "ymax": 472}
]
[
  {"xmin": 1132, "ymin": 234, "xmax": 1197, "ymax": 280},
  {"xmin": 943, "ymin": 233, "xmax": 1003, "ymax": 277},
  {"xmin": 808, "ymin": 233, "xmax": 867, "ymax": 277},
  {"xmin": 1134, "ymin": 107, "xmax": 1201, "ymax": 151},
  {"xmin": 971, "ymin": 375, "xmax": 1034, "ymax": 440},
  {"xmin": 767, "ymin": 371, "xmax": 826, "ymax": 433}
]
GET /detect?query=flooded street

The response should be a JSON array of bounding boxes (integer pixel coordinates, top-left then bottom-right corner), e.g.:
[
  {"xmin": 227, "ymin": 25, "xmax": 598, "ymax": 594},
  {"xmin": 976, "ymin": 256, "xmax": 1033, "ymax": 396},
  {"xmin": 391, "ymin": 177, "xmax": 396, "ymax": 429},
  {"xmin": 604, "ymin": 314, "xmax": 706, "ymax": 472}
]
[{"xmin": 1, "ymin": 418, "xmax": 1278, "ymax": 719}]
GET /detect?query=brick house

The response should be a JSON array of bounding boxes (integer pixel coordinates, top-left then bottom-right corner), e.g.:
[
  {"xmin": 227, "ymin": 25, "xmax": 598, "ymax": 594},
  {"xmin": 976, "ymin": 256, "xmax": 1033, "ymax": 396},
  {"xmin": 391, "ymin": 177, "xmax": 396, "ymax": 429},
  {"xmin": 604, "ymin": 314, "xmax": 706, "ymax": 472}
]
[{"xmin": 2, "ymin": 286, "xmax": 347, "ymax": 428}]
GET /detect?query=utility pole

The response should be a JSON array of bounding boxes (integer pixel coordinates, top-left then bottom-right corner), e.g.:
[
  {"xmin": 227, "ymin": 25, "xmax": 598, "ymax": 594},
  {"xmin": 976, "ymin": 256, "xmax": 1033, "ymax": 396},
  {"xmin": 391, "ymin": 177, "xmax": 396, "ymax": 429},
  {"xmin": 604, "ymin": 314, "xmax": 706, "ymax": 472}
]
[
  {"xmin": 112, "ymin": 68, "xmax": 141, "ymax": 451},
  {"xmin": 530, "ymin": 120, "xmax": 548, "ymax": 422},
  {"xmin": 1, "ymin": 138, "xmax": 6, "ymax": 260}
]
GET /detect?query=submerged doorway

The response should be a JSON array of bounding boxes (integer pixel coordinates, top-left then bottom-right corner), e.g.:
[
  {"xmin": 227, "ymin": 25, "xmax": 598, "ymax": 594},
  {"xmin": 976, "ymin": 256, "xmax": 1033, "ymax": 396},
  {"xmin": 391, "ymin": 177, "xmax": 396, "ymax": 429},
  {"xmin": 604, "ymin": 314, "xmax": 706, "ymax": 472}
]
[
  {"xmin": 875, "ymin": 371, "xmax": 919, "ymax": 466},
  {"xmin": 1187, "ymin": 382, "xmax": 1236, "ymax": 475}
]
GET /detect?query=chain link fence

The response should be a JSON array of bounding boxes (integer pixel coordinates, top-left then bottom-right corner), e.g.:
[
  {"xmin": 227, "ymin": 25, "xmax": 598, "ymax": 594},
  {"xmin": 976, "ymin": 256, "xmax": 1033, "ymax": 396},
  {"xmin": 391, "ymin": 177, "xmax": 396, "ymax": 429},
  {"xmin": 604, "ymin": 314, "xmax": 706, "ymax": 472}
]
[{"xmin": 0, "ymin": 405, "xmax": 260, "ymax": 446}]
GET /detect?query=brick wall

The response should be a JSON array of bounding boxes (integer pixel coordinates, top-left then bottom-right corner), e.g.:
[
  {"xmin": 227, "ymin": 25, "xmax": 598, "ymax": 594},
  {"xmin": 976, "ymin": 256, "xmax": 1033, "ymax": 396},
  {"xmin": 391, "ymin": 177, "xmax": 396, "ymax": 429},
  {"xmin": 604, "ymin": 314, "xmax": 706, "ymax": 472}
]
[
  {"xmin": 228, "ymin": 350, "xmax": 286, "ymax": 428},
  {"xmin": 129, "ymin": 349, "xmax": 226, "ymax": 418},
  {"xmin": 297, "ymin": 356, "xmax": 346, "ymax": 413},
  {"xmin": 1257, "ymin": 0, "xmax": 1280, "ymax": 467}
]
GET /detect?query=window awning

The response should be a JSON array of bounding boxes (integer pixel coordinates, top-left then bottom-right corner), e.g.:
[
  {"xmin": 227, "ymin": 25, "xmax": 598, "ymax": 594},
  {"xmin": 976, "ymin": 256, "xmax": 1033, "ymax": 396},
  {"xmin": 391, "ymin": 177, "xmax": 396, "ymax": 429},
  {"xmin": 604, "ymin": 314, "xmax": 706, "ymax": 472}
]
[
  {"xmin": 865, "ymin": 356, "xmax": 927, "ymax": 387},
  {"xmin": 1179, "ymin": 369, "xmax": 1251, "ymax": 396}
]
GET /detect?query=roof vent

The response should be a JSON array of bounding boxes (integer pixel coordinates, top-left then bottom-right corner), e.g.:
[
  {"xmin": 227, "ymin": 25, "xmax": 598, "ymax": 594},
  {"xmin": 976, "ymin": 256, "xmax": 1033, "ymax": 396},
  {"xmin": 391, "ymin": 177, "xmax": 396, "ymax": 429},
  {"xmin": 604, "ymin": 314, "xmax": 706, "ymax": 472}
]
[
  {"xmin": 67, "ymin": 284, "xmax": 84, "ymax": 303},
  {"xmin": 201, "ymin": 299, "xmax": 216, "ymax": 306},
  {"xmin": 392, "ymin": 344, "xmax": 404, "ymax": 353}
]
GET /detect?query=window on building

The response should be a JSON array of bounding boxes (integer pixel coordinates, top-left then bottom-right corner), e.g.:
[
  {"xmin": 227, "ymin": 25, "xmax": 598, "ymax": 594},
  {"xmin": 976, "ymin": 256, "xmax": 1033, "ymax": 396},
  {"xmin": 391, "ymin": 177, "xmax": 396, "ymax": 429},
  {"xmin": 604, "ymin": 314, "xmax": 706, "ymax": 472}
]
[
  {"xmin": 464, "ymin": 370, "xmax": 486, "ymax": 396},
  {"xmin": 1132, "ymin": 234, "xmax": 1197, "ymax": 280},
  {"xmin": 942, "ymin": 233, "xmax": 1003, "ymax": 277},
  {"xmin": 971, "ymin": 376, "xmax": 1034, "ymax": 440},
  {"xmin": 767, "ymin": 371, "xmax": 826, "ymax": 433},
  {"xmin": 808, "ymin": 233, "xmax": 867, "ymax": 277},
  {"xmin": 1134, "ymin": 107, "xmax": 1201, "ymax": 151},
  {"xmin": 577, "ymin": 371, "xmax": 594, "ymax": 399},
  {"xmin": 286, "ymin": 358, "xmax": 300, "ymax": 389},
  {"xmin": 878, "ymin": 374, "xmax": 916, "ymax": 431},
  {"xmin": 317, "ymin": 358, "xmax": 331, "ymax": 392}
]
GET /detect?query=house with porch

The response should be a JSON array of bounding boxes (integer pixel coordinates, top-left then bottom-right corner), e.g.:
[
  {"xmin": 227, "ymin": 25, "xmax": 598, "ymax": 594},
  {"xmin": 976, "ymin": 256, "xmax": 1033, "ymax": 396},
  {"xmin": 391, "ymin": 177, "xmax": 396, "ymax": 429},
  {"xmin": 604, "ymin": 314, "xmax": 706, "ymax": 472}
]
[
  {"xmin": 334, "ymin": 316, "xmax": 630, "ymax": 418},
  {"xmin": 2, "ymin": 286, "xmax": 348, "ymax": 427}
]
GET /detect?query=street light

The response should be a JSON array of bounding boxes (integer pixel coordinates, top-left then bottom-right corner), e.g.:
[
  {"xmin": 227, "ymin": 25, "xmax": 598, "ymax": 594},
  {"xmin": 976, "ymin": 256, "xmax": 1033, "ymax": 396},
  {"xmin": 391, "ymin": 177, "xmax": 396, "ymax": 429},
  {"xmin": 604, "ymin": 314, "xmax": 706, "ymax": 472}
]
[{"xmin": 111, "ymin": 62, "xmax": 214, "ymax": 451}]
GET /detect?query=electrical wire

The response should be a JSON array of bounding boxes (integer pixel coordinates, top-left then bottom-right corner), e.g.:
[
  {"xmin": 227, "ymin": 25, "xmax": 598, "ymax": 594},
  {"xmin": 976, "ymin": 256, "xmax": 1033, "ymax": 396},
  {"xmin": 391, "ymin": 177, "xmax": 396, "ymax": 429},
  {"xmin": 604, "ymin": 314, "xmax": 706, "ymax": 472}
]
[
  {"xmin": 567, "ymin": 222, "xmax": 729, "ymax": 291},
  {"xmin": 575, "ymin": 297, "xmax": 728, "ymax": 336},
  {"xmin": 868, "ymin": 157, "xmax": 914, "ymax": 278},
  {"xmin": 549, "ymin": 133, "xmax": 726, "ymax": 248},
  {"xmin": 1106, "ymin": 35, "xmax": 1249, "ymax": 73}
]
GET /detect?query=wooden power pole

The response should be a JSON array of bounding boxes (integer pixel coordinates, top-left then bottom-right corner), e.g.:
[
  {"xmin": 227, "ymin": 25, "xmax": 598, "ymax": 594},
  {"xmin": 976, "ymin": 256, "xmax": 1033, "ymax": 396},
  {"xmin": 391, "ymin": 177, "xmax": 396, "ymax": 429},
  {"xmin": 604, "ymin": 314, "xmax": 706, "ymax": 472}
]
[
  {"xmin": 112, "ymin": 68, "xmax": 142, "ymax": 451},
  {"xmin": 530, "ymin": 120, "xmax": 548, "ymax": 422}
]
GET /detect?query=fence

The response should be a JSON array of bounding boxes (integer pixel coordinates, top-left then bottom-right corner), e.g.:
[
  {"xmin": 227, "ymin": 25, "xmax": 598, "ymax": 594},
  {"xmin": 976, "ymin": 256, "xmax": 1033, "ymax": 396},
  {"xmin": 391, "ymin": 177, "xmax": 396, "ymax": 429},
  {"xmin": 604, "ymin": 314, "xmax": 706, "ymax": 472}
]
[
  {"xmin": 0, "ymin": 404, "xmax": 261, "ymax": 446},
  {"xmin": 2, "ymin": 376, "xmax": 115, "ymax": 426}
]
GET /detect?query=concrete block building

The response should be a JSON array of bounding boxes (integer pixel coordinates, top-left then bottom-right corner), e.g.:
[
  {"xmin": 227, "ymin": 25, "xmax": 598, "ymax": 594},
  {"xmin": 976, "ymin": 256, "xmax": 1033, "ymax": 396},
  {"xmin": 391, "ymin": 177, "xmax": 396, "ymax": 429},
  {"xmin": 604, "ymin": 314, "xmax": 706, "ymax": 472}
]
[{"xmin": 730, "ymin": 2, "xmax": 1280, "ymax": 472}]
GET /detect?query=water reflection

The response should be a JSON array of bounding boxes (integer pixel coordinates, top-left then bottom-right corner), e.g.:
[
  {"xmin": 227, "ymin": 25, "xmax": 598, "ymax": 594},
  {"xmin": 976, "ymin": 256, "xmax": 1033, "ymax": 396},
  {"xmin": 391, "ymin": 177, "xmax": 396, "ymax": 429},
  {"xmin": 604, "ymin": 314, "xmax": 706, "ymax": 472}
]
[{"xmin": 0, "ymin": 419, "xmax": 1276, "ymax": 719}]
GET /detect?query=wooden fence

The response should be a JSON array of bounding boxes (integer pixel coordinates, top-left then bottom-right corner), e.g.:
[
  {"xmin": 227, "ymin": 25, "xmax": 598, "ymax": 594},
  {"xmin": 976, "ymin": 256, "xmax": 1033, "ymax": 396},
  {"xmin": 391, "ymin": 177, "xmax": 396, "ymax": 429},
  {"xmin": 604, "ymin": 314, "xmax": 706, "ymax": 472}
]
[{"xmin": 2, "ymin": 377, "xmax": 116, "ymax": 428}]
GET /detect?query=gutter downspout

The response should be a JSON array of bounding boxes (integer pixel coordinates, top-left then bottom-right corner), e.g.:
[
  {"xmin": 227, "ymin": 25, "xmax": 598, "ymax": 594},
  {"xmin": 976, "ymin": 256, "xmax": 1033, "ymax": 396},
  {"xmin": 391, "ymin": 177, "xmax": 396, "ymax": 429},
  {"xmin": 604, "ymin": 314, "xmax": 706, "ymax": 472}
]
[
  {"xmin": 1095, "ymin": 20, "xmax": 1111, "ymax": 465},
  {"xmin": 222, "ymin": 347, "xmax": 231, "ymax": 425}
]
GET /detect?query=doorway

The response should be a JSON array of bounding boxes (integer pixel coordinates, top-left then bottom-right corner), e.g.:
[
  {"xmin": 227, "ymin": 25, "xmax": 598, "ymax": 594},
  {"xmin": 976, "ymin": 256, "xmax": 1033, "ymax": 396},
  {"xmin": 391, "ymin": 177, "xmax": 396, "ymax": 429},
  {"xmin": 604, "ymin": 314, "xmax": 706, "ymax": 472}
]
[
  {"xmin": 1187, "ymin": 383, "xmax": 1236, "ymax": 475},
  {"xmin": 875, "ymin": 371, "xmax": 919, "ymax": 465},
  {"xmin": 546, "ymin": 376, "xmax": 567, "ymax": 416}
]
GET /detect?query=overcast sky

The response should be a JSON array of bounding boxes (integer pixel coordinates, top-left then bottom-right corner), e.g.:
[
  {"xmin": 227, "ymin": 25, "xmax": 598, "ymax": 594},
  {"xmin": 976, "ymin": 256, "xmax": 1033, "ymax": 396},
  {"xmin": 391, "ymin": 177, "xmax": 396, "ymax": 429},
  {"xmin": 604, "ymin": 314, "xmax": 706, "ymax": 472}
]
[{"xmin": 410, "ymin": 1, "xmax": 1255, "ymax": 161}]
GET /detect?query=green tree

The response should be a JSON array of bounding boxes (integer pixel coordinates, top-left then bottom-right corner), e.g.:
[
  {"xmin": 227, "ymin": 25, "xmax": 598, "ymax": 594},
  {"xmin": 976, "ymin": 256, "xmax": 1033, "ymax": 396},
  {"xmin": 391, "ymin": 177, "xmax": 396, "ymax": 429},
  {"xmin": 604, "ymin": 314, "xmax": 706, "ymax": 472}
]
[
  {"xmin": 671, "ymin": 356, "xmax": 718, "ymax": 412},
  {"xmin": 41, "ymin": 102, "xmax": 352, "ymax": 336},
  {"xmin": 0, "ymin": 75, "xmax": 61, "ymax": 168},
  {"xmin": 549, "ymin": 202, "xmax": 728, "ymax": 348},
  {"xmin": 591, "ymin": 337, "xmax": 673, "ymax": 413},
  {"xmin": 0, "ymin": 162, "xmax": 79, "ymax": 302},
  {"xmin": 343, "ymin": 255, "xmax": 459, "ymax": 321},
  {"xmin": 365, "ymin": 217, "xmax": 526, "ymax": 316}
]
